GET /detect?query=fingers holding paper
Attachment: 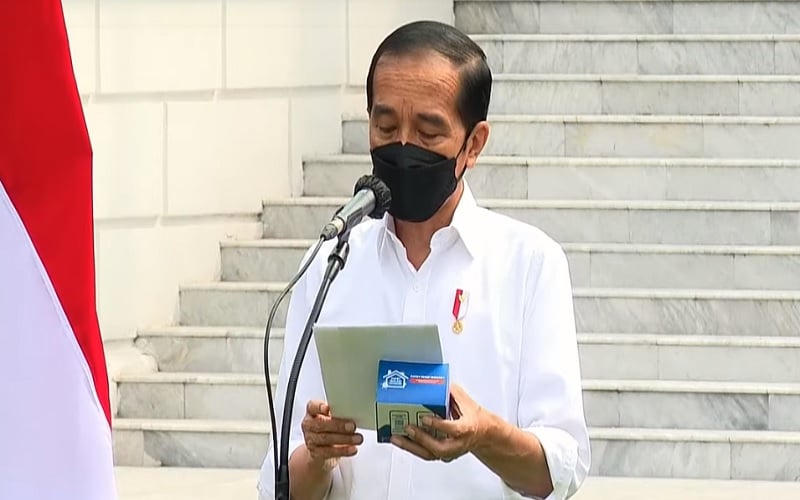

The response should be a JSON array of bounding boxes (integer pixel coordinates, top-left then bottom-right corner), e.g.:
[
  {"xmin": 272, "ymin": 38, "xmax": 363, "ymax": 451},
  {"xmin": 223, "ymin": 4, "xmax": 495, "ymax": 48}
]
[
  {"xmin": 302, "ymin": 400, "xmax": 364, "ymax": 463},
  {"xmin": 390, "ymin": 384, "xmax": 489, "ymax": 462}
]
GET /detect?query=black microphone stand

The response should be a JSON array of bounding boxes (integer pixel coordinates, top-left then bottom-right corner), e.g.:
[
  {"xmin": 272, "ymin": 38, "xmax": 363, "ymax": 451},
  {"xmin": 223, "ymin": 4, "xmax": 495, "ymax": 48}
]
[{"xmin": 274, "ymin": 231, "xmax": 351, "ymax": 500}]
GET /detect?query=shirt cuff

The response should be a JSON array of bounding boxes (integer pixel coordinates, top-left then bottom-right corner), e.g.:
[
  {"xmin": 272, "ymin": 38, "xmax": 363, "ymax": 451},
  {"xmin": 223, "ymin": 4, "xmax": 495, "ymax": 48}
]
[{"xmin": 520, "ymin": 426, "xmax": 579, "ymax": 500}]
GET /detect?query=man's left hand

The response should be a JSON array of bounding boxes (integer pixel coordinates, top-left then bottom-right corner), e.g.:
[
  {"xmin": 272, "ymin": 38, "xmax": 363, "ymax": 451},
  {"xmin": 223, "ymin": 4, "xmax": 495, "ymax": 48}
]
[{"xmin": 390, "ymin": 384, "xmax": 492, "ymax": 462}]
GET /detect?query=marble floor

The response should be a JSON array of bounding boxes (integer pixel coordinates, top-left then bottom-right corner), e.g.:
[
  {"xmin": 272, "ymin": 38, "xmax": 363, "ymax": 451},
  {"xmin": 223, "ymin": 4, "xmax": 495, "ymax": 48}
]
[{"xmin": 115, "ymin": 467, "xmax": 800, "ymax": 500}]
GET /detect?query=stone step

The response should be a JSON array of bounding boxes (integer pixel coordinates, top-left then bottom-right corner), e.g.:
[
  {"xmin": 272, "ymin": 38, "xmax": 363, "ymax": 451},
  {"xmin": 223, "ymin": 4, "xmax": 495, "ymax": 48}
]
[
  {"xmin": 114, "ymin": 467, "xmax": 800, "ymax": 499},
  {"xmin": 470, "ymin": 34, "xmax": 800, "ymax": 75},
  {"xmin": 577, "ymin": 288, "xmax": 800, "ymax": 336},
  {"xmin": 584, "ymin": 380, "xmax": 800, "ymax": 432},
  {"xmin": 179, "ymin": 283, "xmax": 800, "ymax": 336},
  {"xmin": 115, "ymin": 372, "xmax": 275, "ymax": 421},
  {"xmin": 221, "ymin": 239, "xmax": 800, "ymax": 290},
  {"xmin": 342, "ymin": 114, "xmax": 800, "ymax": 158},
  {"xmin": 221, "ymin": 240, "xmax": 309, "ymax": 283},
  {"xmin": 304, "ymin": 155, "xmax": 800, "ymax": 201},
  {"xmin": 135, "ymin": 326, "xmax": 285, "ymax": 375},
  {"xmin": 581, "ymin": 334, "xmax": 800, "ymax": 383},
  {"xmin": 591, "ymin": 427, "xmax": 800, "ymax": 480},
  {"xmin": 112, "ymin": 418, "xmax": 269, "ymax": 468},
  {"xmin": 455, "ymin": 1, "xmax": 800, "ymax": 36},
  {"xmin": 179, "ymin": 281, "xmax": 288, "ymax": 329},
  {"xmin": 112, "ymin": 418, "xmax": 800, "ymax": 479},
  {"xmin": 116, "ymin": 373, "xmax": 800, "ymax": 432},
  {"xmin": 261, "ymin": 197, "xmax": 800, "ymax": 245},
  {"xmin": 136, "ymin": 327, "xmax": 800, "ymax": 383},
  {"xmin": 488, "ymin": 75, "xmax": 800, "ymax": 116}
]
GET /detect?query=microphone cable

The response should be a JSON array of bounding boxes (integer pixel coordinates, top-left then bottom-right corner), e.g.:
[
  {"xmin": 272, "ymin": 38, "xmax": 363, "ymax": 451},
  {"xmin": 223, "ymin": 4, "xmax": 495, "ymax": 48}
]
[{"xmin": 263, "ymin": 235, "xmax": 326, "ymax": 478}]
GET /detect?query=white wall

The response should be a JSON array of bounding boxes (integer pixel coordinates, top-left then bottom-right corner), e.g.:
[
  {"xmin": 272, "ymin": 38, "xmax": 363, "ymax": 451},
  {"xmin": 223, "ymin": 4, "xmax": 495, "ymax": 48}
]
[{"xmin": 62, "ymin": 0, "xmax": 453, "ymax": 342}]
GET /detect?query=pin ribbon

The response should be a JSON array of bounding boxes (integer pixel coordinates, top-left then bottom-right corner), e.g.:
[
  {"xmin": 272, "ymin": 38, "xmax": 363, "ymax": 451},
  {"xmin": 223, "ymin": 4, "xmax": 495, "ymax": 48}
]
[{"xmin": 451, "ymin": 289, "xmax": 469, "ymax": 334}]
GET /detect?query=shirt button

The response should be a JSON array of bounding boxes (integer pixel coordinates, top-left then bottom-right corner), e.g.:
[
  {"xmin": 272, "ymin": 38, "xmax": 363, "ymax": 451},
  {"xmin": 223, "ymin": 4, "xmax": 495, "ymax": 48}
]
[{"xmin": 412, "ymin": 282, "xmax": 421, "ymax": 292}]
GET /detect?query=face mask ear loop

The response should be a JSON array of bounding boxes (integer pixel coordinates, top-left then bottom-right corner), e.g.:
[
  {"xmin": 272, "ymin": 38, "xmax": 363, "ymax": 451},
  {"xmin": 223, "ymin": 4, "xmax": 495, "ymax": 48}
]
[{"xmin": 455, "ymin": 127, "xmax": 474, "ymax": 182}]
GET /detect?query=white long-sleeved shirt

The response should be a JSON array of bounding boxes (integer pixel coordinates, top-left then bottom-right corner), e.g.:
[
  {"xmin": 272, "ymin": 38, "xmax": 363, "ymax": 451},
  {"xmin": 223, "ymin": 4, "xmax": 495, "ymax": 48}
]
[{"xmin": 258, "ymin": 182, "xmax": 590, "ymax": 500}]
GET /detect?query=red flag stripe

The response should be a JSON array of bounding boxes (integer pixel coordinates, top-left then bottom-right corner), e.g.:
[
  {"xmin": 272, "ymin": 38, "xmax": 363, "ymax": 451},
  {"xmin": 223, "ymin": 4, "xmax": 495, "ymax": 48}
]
[{"xmin": 0, "ymin": 1, "xmax": 111, "ymax": 424}]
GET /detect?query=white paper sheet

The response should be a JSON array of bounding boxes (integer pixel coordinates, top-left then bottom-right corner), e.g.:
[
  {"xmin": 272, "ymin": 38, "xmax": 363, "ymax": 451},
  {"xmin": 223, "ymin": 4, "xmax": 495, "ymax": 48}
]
[{"xmin": 313, "ymin": 324, "xmax": 443, "ymax": 429}]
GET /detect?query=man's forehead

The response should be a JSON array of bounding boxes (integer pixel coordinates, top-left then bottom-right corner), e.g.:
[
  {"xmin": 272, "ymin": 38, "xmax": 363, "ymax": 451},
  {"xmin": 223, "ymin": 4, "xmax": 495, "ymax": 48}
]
[
  {"xmin": 372, "ymin": 52, "xmax": 460, "ymax": 110},
  {"xmin": 371, "ymin": 103, "xmax": 450, "ymax": 129}
]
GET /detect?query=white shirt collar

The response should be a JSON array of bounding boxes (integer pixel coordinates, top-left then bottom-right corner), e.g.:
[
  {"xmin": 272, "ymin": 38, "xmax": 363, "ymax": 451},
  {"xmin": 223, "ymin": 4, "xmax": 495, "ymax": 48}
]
[{"xmin": 377, "ymin": 181, "xmax": 483, "ymax": 260}]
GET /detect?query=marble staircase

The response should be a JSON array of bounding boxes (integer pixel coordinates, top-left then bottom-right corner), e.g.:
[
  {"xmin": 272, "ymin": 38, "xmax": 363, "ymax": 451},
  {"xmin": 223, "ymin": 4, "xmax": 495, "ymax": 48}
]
[{"xmin": 113, "ymin": 0, "xmax": 800, "ymax": 481}]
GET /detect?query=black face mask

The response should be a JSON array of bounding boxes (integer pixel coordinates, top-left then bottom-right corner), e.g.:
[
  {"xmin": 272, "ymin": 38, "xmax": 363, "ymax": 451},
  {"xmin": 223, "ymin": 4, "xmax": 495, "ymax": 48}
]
[{"xmin": 370, "ymin": 140, "xmax": 468, "ymax": 223}]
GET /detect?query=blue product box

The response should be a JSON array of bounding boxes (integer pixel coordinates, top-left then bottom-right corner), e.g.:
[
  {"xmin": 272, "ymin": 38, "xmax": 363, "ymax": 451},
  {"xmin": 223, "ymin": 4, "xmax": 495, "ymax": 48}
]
[{"xmin": 375, "ymin": 359, "xmax": 450, "ymax": 443}]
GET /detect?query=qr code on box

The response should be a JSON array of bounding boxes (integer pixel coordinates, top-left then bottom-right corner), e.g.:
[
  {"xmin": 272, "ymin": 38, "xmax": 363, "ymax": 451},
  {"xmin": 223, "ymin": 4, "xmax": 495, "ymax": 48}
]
[{"xmin": 390, "ymin": 411, "xmax": 409, "ymax": 434}]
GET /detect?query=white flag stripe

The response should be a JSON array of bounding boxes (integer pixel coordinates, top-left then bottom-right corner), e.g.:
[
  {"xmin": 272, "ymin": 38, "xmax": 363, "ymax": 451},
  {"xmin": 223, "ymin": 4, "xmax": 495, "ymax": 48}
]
[{"xmin": 0, "ymin": 179, "xmax": 116, "ymax": 500}]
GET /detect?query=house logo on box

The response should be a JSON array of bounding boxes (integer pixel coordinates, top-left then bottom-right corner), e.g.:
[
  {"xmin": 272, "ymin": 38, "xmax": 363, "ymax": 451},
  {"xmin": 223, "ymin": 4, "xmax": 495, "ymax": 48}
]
[{"xmin": 382, "ymin": 369, "xmax": 409, "ymax": 389}]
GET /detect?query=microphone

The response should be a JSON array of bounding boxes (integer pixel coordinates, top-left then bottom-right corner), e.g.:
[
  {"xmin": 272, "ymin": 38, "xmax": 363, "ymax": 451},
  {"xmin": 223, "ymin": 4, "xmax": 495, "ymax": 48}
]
[
  {"xmin": 274, "ymin": 176, "xmax": 390, "ymax": 499},
  {"xmin": 320, "ymin": 174, "xmax": 392, "ymax": 240}
]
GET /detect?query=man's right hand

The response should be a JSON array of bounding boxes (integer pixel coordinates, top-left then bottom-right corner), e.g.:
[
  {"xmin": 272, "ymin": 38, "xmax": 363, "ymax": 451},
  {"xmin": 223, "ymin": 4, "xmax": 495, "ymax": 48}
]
[{"xmin": 301, "ymin": 400, "xmax": 363, "ymax": 471}]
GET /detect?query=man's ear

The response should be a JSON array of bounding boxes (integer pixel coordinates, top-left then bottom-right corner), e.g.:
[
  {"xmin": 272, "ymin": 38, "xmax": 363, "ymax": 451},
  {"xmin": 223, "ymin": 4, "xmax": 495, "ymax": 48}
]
[{"xmin": 464, "ymin": 121, "xmax": 490, "ymax": 170}]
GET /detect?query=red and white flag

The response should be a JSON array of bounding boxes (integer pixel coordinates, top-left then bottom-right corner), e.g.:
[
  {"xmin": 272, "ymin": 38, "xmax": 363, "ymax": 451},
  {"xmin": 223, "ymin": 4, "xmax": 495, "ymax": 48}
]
[{"xmin": 0, "ymin": 1, "xmax": 117, "ymax": 499}]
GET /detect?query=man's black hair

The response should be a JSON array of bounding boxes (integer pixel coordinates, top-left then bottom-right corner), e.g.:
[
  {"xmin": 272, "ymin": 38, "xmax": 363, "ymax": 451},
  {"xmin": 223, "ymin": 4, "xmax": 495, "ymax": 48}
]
[{"xmin": 366, "ymin": 20, "xmax": 492, "ymax": 133}]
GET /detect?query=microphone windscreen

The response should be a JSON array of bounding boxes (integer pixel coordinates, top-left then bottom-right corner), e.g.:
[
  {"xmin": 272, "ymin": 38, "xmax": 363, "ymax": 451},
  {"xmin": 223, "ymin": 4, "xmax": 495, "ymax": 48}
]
[{"xmin": 354, "ymin": 175, "xmax": 392, "ymax": 219}]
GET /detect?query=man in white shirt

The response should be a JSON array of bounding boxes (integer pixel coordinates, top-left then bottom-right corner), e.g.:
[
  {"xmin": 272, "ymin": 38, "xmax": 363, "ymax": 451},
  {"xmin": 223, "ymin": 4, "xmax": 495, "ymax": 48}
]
[{"xmin": 259, "ymin": 20, "xmax": 590, "ymax": 500}]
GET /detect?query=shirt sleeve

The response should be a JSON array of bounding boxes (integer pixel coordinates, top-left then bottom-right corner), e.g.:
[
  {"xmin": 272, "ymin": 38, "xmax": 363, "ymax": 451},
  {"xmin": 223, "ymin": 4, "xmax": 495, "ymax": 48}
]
[
  {"xmin": 258, "ymin": 243, "xmax": 345, "ymax": 499},
  {"xmin": 514, "ymin": 241, "xmax": 591, "ymax": 499}
]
